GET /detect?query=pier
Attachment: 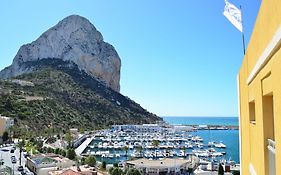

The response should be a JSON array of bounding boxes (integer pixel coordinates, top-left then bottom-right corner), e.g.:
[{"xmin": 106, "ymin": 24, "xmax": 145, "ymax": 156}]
[{"xmin": 187, "ymin": 124, "xmax": 239, "ymax": 130}]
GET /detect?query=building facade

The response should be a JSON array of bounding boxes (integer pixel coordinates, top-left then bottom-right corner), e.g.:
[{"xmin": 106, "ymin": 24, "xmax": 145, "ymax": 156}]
[
  {"xmin": 238, "ymin": 0, "xmax": 281, "ymax": 174},
  {"xmin": 0, "ymin": 115, "xmax": 14, "ymax": 135},
  {"xmin": 26, "ymin": 153, "xmax": 75, "ymax": 175},
  {"xmin": 126, "ymin": 158, "xmax": 191, "ymax": 175}
]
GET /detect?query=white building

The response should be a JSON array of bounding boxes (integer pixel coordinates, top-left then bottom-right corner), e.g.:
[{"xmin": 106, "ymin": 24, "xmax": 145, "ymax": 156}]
[
  {"xmin": 26, "ymin": 153, "xmax": 75, "ymax": 175},
  {"xmin": 173, "ymin": 125, "xmax": 193, "ymax": 133},
  {"xmin": 112, "ymin": 124, "xmax": 162, "ymax": 133},
  {"xmin": 126, "ymin": 158, "xmax": 191, "ymax": 174}
]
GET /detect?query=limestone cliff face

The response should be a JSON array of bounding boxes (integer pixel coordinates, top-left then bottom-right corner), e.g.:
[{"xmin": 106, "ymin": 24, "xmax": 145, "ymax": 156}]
[{"xmin": 0, "ymin": 15, "xmax": 121, "ymax": 91}]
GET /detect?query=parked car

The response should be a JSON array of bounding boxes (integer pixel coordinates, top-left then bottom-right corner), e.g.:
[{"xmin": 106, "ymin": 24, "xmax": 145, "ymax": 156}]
[
  {"xmin": 18, "ymin": 166, "xmax": 24, "ymax": 172},
  {"xmin": 1, "ymin": 148, "xmax": 9, "ymax": 152},
  {"xmin": 11, "ymin": 156, "xmax": 16, "ymax": 164},
  {"xmin": 24, "ymin": 152, "xmax": 30, "ymax": 158}
]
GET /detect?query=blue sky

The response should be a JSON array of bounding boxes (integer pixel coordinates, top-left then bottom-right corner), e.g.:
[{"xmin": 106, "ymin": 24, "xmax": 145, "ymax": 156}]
[{"xmin": 0, "ymin": 0, "xmax": 261, "ymax": 116}]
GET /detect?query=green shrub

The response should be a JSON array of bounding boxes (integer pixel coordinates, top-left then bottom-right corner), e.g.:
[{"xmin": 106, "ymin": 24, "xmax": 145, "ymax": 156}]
[
  {"xmin": 2, "ymin": 131, "xmax": 9, "ymax": 142},
  {"xmin": 232, "ymin": 170, "xmax": 240, "ymax": 175},
  {"xmin": 85, "ymin": 156, "xmax": 96, "ymax": 167},
  {"xmin": 127, "ymin": 168, "xmax": 141, "ymax": 175},
  {"xmin": 101, "ymin": 161, "xmax": 106, "ymax": 170},
  {"xmin": 109, "ymin": 167, "xmax": 123, "ymax": 175},
  {"xmin": 54, "ymin": 148, "xmax": 60, "ymax": 154},
  {"xmin": 46, "ymin": 147, "xmax": 54, "ymax": 153},
  {"xmin": 60, "ymin": 149, "xmax": 66, "ymax": 157},
  {"xmin": 113, "ymin": 162, "xmax": 118, "ymax": 167},
  {"xmin": 66, "ymin": 148, "xmax": 76, "ymax": 160}
]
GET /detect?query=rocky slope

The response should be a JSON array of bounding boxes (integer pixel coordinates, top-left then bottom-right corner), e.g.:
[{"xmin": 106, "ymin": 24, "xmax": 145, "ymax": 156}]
[
  {"xmin": 0, "ymin": 15, "xmax": 121, "ymax": 91},
  {"xmin": 0, "ymin": 59, "xmax": 160, "ymax": 134}
]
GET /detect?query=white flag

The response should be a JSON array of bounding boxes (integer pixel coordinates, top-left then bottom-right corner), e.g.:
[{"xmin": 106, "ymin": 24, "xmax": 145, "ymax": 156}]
[{"xmin": 223, "ymin": 0, "xmax": 243, "ymax": 32}]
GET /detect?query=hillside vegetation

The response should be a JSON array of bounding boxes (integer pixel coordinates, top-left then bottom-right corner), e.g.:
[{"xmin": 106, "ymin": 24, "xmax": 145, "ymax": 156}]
[{"xmin": 0, "ymin": 59, "xmax": 160, "ymax": 136}]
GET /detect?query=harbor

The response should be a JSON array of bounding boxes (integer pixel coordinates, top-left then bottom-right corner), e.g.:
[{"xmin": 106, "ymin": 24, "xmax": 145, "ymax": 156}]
[{"xmin": 76, "ymin": 123, "xmax": 240, "ymax": 173}]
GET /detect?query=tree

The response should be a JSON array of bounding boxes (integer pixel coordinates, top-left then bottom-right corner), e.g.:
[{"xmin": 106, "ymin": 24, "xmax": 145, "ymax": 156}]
[
  {"xmin": 136, "ymin": 146, "xmax": 143, "ymax": 157},
  {"xmin": 152, "ymin": 140, "xmax": 160, "ymax": 158},
  {"xmin": 65, "ymin": 132, "xmax": 73, "ymax": 148},
  {"xmin": 218, "ymin": 163, "xmax": 224, "ymax": 175},
  {"xmin": 17, "ymin": 140, "xmax": 25, "ymax": 166},
  {"xmin": 85, "ymin": 156, "xmax": 96, "ymax": 167},
  {"xmin": 232, "ymin": 170, "xmax": 240, "ymax": 175},
  {"xmin": 2, "ymin": 131, "xmax": 9, "ymax": 142},
  {"xmin": 25, "ymin": 140, "xmax": 38, "ymax": 154},
  {"xmin": 55, "ymin": 148, "xmax": 60, "ymax": 154},
  {"xmin": 123, "ymin": 146, "xmax": 129, "ymax": 158},
  {"xmin": 66, "ymin": 148, "xmax": 76, "ymax": 160},
  {"xmin": 152, "ymin": 140, "xmax": 160, "ymax": 148},
  {"xmin": 101, "ymin": 161, "xmax": 106, "ymax": 170},
  {"xmin": 47, "ymin": 147, "xmax": 54, "ymax": 153},
  {"xmin": 80, "ymin": 157, "xmax": 86, "ymax": 165},
  {"xmin": 181, "ymin": 146, "xmax": 187, "ymax": 158},
  {"xmin": 166, "ymin": 147, "xmax": 172, "ymax": 156},
  {"xmin": 109, "ymin": 167, "xmax": 123, "ymax": 175},
  {"xmin": 127, "ymin": 168, "xmax": 141, "ymax": 175},
  {"xmin": 60, "ymin": 149, "xmax": 66, "ymax": 157},
  {"xmin": 187, "ymin": 168, "xmax": 193, "ymax": 175},
  {"xmin": 4, "ymin": 96, "xmax": 13, "ymax": 111},
  {"xmin": 113, "ymin": 162, "xmax": 118, "ymax": 168}
]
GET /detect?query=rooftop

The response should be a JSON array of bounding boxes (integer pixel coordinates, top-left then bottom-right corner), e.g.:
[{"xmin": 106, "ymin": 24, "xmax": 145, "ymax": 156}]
[
  {"xmin": 0, "ymin": 115, "xmax": 12, "ymax": 120},
  {"xmin": 30, "ymin": 153, "xmax": 71, "ymax": 165},
  {"xmin": 49, "ymin": 166, "xmax": 97, "ymax": 175},
  {"xmin": 126, "ymin": 158, "xmax": 190, "ymax": 168}
]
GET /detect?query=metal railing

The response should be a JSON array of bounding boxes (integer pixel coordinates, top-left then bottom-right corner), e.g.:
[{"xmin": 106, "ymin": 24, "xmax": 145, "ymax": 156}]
[{"xmin": 267, "ymin": 139, "xmax": 276, "ymax": 175}]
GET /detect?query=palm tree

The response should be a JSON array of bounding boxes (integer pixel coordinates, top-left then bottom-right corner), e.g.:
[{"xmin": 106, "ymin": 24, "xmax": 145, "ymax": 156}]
[
  {"xmin": 152, "ymin": 140, "xmax": 160, "ymax": 158},
  {"xmin": 136, "ymin": 146, "xmax": 143, "ymax": 157},
  {"xmin": 165, "ymin": 147, "xmax": 172, "ymax": 157},
  {"xmin": 123, "ymin": 146, "xmax": 129, "ymax": 159},
  {"xmin": 17, "ymin": 139, "xmax": 25, "ymax": 166},
  {"xmin": 181, "ymin": 146, "xmax": 187, "ymax": 158}
]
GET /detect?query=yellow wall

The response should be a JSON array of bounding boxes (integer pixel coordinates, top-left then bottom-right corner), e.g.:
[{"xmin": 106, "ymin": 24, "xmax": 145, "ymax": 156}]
[{"xmin": 239, "ymin": 0, "xmax": 281, "ymax": 174}]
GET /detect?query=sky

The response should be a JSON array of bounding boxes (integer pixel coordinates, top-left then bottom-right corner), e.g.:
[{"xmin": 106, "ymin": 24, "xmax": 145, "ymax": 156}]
[{"xmin": 0, "ymin": 0, "xmax": 261, "ymax": 117}]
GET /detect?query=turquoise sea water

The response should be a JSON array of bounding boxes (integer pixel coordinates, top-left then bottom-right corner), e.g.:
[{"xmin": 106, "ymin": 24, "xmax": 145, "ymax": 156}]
[
  {"xmin": 162, "ymin": 116, "xmax": 239, "ymax": 126},
  {"xmin": 163, "ymin": 116, "xmax": 240, "ymax": 163}
]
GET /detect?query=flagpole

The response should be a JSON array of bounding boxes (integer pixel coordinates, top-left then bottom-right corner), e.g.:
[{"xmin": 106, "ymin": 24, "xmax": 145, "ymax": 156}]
[{"xmin": 240, "ymin": 5, "xmax": 246, "ymax": 55}]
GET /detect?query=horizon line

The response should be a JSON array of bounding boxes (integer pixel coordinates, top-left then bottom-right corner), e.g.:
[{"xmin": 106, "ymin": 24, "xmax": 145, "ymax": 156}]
[{"xmin": 160, "ymin": 116, "xmax": 238, "ymax": 118}]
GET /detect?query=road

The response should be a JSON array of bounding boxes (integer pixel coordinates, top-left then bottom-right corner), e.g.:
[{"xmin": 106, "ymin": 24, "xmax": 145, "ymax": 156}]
[{"xmin": 0, "ymin": 145, "xmax": 33, "ymax": 175}]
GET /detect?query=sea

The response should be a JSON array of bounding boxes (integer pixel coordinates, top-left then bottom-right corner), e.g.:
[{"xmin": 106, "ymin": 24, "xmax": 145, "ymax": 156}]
[
  {"xmin": 163, "ymin": 116, "xmax": 240, "ymax": 163},
  {"xmin": 163, "ymin": 116, "xmax": 239, "ymax": 126}
]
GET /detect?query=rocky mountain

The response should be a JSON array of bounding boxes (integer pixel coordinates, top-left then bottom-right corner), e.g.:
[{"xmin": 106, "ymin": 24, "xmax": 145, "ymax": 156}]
[
  {"xmin": 0, "ymin": 15, "xmax": 161, "ymax": 133},
  {"xmin": 0, "ymin": 15, "xmax": 120, "ymax": 91}
]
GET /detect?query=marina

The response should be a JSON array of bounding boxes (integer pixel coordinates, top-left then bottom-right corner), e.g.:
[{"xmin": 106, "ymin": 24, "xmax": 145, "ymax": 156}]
[{"xmin": 77, "ymin": 123, "xmax": 239, "ymax": 165}]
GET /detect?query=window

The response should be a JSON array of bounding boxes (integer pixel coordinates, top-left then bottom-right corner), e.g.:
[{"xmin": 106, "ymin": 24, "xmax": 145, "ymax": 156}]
[
  {"xmin": 262, "ymin": 95, "xmax": 274, "ymax": 140},
  {"xmin": 249, "ymin": 101, "xmax": 256, "ymax": 123}
]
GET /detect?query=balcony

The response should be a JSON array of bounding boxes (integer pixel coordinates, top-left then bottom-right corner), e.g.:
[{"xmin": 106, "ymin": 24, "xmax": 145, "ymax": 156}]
[{"xmin": 267, "ymin": 139, "xmax": 276, "ymax": 175}]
